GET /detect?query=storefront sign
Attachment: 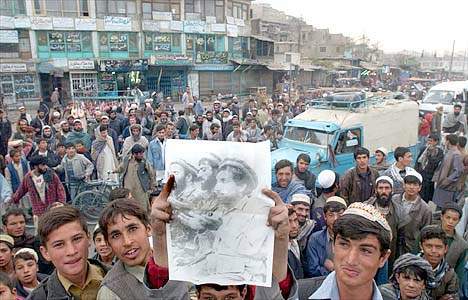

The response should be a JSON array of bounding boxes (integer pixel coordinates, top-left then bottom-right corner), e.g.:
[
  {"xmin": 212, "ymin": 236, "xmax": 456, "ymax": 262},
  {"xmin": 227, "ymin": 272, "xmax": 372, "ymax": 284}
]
[
  {"xmin": 14, "ymin": 16, "xmax": 31, "ymax": 28},
  {"xmin": 196, "ymin": 51, "xmax": 229, "ymax": 64},
  {"xmin": 0, "ymin": 16, "xmax": 14, "ymax": 29},
  {"xmin": 170, "ymin": 21, "xmax": 183, "ymax": 31},
  {"xmin": 226, "ymin": 24, "xmax": 238, "ymax": 37},
  {"xmin": 100, "ymin": 59, "xmax": 148, "ymax": 72},
  {"xmin": 152, "ymin": 12, "xmax": 172, "ymax": 21},
  {"xmin": 0, "ymin": 63, "xmax": 27, "ymax": 73},
  {"xmin": 211, "ymin": 24, "xmax": 225, "ymax": 32},
  {"xmin": 104, "ymin": 16, "xmax": 132, "ymax": 31},
  {"xmin": 53, "ymin": 17, "xmax": 75, "ymax": 29},
  {"xmin": 69, "ymin": 60, "xmax": 95, "ymax": 70},
  {"xmin": 142, "ymin": 20, "xmax": 159, "ymax": 31},
  {"xmin": 0, "ymin": 30, "xmax": 18, "ymax": 43},
  {"xmin": 31, "ymin": 17, "xmax": 53, "ymax": 30},
  {"xmin": 184, "ymin": 20, "xmax": 206, "ymax": 33},
  {"xmin": 150, "ymin": 54, "xmax": 193, "ymax": 66},
  {"xmin": 159, "ymin": 21, "xmax": 170, "ymax": 31},
  {"xmin": 192, "ymin": 65, "xmax": 234, "ymax": 71},
  {"xmin": 75, "ymin": 18, "xmax": 96, "ymax": 30}
]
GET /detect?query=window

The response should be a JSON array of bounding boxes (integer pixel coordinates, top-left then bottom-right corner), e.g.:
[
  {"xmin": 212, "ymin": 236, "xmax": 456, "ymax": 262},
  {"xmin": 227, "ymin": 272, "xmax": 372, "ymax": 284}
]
[
  {"xmin": 0, "ymin": 0, "xmax": 25, "ymax": 16},
  {"xmin": 0, "ymin": 30, "xmax": 31, "ymax": 58},
  {"xmin": 99, "ymin": 32, "xmax": 139, "ymax": 57},
  {"xmin": 228, "ymin": 1, "xmax": 249, "ymax": 20},
  {"xmin": 0, "ymin": 74, "xmax": 40, "ymax": 102},
  {"xmin": 186, "ymin": 34, "xmax": 225, "ymax": 53},
  {"xmin": 255, "ymin": 39, "xmax": 273, "ymax": 57},
  {"xmin": 184, "ymin": 0, "xmax": 223, "ymax": 22},
  {"xmin": 335, "ymin": 128, "xmax": 361, "ymax": 154},
  {"xmin": 70, "ymin": 73, "xmax": 98, "ymax": 99},
  {"xmin": 144, "ymin": 33, "xmax": 181, "ymax": 53},
  {"xmin": 96, "ymin": 0, "xmax": 137, "ymax": 17},
  {"xmin": 319, "ymin": 47, "xmax": 326, "ymax": 53},
  {"xmin": 36, "ymin": 31, "xmax": 92, "ymax": 58},
  {"xmin": 142, "ymin": 0, "xmax": 180, "ymax": 20},
  {"xmin": 34, "ymin": 0, "xmax": 88, "ymax": 16}
]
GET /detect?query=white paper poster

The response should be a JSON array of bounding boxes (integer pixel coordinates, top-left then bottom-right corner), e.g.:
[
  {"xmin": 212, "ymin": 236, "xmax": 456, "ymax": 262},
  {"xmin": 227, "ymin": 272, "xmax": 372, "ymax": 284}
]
[
  {"xmin": 31, "ymin": 17, "xmax": 53, "ymax": 30},
  {"xmin": 68, "ymin": 60, "xmax": 95, "ymax": 70},
  {"xmin": 165, "ymin": 140, "xmax": 274, "ymax": 287},
  {"xmin": 0, "ymin": 63, "xmax": 27, "ymax": 72},
  {"xmin": 184, "ymin": 20, "xmax": 206, "ymax": 33},
  {"xmin": 14, "ymin": 16, "xmax": 31, "ymax": 28},
  {"xmin": 0, "ymin": 30, "xmax": 18, "ymax": 43},
  {"xmin": 234, "ymin": 18, "xmax": 245, "ymax": 27},
  {"xmin": 142, "ymin": 20, "xmax": 159, "ymax": 32},
  {"xmin": 170, "ymin": 21, "xmax": 183, "ymax": 31},
  {"xmin": 0, "ymin": 16, "xmax": 15, "ymax": 29},
  {"xmin": 226, "ymin": 24, "xmax": 238, "ymax": 37},
  {"xmin": 104, "ymin": 16, "xmax": 132, "ymax": 31},
  {"xmin": 226, "ymin": 16, "xmax": 235, "ymax": 24},
  {"xmin": 75, "ymin": 18, "xmax": 96, "ymax": 30},
  {"xmin": 211, "ymin": 24, "xmax": 226, "ymax": 33},
  {"xmin": 53, "ymin": 17, "xmax": 75, "ymax": 29}
]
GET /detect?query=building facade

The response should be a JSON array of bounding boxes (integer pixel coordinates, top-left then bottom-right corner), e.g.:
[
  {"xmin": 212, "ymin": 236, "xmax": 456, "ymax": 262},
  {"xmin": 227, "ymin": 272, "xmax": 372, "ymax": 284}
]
[{"xmin": 0, "ymin": 0, "xmax": 257, "ymax": 106}]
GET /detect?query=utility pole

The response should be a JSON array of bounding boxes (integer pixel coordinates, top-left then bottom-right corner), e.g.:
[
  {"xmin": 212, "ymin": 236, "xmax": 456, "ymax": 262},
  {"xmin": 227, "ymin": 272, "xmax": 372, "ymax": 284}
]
[
  {"xmin": 463, "ymin": 48, "xmax": 467, "ymax": 79},
  {"xmin": 448, "ymin": 40, "xmax": 455, "ymax": 79}
]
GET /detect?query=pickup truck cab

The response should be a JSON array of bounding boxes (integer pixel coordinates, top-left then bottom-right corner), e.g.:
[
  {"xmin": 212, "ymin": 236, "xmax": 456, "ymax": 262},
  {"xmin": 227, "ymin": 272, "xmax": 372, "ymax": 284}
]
[{"xmin": 271, "ymin": 99, "xmax": 419, "ymax": 176}]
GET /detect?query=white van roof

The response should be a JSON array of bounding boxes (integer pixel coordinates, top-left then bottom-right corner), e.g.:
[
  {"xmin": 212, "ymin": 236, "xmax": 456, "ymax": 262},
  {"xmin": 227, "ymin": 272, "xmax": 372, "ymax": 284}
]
[
  {"xmin": 429, "ymin": 81, "xmax": 468, "ymax": 93},
  {"xmin": 297, "ymin": 100, "xmax": 419, "ymax": 153}
]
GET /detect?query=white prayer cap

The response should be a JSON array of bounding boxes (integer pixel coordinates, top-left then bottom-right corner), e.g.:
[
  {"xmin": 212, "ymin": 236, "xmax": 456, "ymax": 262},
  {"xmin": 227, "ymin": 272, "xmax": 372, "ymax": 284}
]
[
  {"xmin": 290, "ymin": 194, "xmax": 310, "ymax": 206},
  {"xmin": 435, "ymin": 103, "xmax": 444, "ymax": 110},
  {"xmin": 404, "ymin": 170, "xmax": 423, "ymax": 184},
  {"xmin": 342, "ymin": 202, "xmax": 392, "ymax": 240},
  {"xmin": 375, "ymin": 176, "xmax": 394, "ymax": 188},
  {"xmin": 14, "ymin": 248, "xmax": 39, "ymax": 262},
  {"xmin": 375, "ymin": 147, "xmax": 388, "ymax": 156},
  {"xmin": 317, "ymin": 170, "xmax": 336, "ymax": 189},
  {"xmin": 325, "ymin": 196, "xmax": 347, "ymax": 208}
]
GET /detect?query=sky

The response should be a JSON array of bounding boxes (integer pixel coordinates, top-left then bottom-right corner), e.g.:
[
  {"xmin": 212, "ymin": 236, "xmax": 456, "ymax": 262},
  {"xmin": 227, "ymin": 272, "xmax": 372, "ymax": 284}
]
[{"xmin": 256, "ymin": 0, "xmax": 467, "ymax": 54}]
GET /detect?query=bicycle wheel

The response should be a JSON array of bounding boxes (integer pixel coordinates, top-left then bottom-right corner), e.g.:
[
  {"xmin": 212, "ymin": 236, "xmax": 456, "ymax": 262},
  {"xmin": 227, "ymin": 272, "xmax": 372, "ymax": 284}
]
[{"xmin": 72, "ymin": 190, "xmax": 106, "ymax": 222}]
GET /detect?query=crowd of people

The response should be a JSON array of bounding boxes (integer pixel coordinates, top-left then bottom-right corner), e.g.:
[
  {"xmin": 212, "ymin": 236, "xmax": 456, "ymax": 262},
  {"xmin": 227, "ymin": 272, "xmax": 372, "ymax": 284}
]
[{"xmin": 0, "ymin": 86, "xmax": 467, "ymax": 300}]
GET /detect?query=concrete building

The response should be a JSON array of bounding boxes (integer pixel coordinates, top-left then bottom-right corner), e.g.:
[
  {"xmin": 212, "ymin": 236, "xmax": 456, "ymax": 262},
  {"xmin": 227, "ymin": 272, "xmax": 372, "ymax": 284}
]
[{"xmin": 0, "ymin": 0, "xmax": 260, "ymax": 106}]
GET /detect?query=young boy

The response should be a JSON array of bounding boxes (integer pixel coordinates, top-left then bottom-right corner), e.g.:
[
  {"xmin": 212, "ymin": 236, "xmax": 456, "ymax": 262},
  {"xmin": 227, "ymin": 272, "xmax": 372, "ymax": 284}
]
[
  {"xmin": 419, "ymin": 225, "xmax": 459, "ymax": 299},
  {"xmin": 13, "ymin": 248, "xmax": 46, "ymax": 299},
  {"xmin": 28, "ymin": 206, "xmax": 109, "ymax": 299},
  {"xmin": 92, "ymin": 226, "xmax": 116, "ymax": 268},
  {"xmin": 0, "ymin": 272, "xmax": 20, "ymax": 300},
  {"xmin": 98, "ymin": 176, "xmax": 297, "ymax": 299},
  {"xmin": 0, "ymin": 234, "xmax": 15, "ymax": 278}
]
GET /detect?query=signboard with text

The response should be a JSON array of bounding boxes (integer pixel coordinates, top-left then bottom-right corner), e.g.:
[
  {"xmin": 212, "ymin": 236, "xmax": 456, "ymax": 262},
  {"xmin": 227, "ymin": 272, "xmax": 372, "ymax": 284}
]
[
  {"xmin": 104, "ymin": 16, "xmax": 132, "ymax": 31},
  {"xmin": 69, "ymin": 60, "xmax": 95, "ymax": 70}
]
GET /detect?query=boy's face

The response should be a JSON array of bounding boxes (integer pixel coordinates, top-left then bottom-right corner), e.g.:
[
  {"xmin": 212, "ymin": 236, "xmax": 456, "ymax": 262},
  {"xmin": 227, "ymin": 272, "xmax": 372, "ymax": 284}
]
[
  {"xmin": 198, "ymin": 285, "xmax": 246, "ymax": 300},
  {"xmin": 12, "ymin": 152, "xmax": 21, "ymax": 163},
  {"xmin": 15, "ymin": 258, "xmax": 38, "ymax": 286},
  {"xmin": 94, "ymin": 233, "xmax": 113, "ymax": 259},
  {"xmin": 106, "ymin": 214, "xmax": 151, "ymax": 267},
  {"xmin": 0, "ymin": 242, "xmax": 13, "ymax": 268},
  {"xmin": 0, "ymin": 283, "xmax": 17, "ymax": 300},
  {"xmin": 66, "ymin": 146, "xmax": 76, "ymax": 157},
  {"xmin": 421, "ymin": 238, "xmax": 447, "ymax": 268},
  {"xmin": 40, "ymin": 220, "xmax": 90, "ymax": 281},
  {"xmin": 333, "ymin": 234, "xmax": 389, "ymax": 290},
  {"xmin": 4, "ymin": 214, "xmax": 26, "ymax": 237},
  {"xmin": 441, "ymin": 209, "xmax": 461, "ymax": 235}
]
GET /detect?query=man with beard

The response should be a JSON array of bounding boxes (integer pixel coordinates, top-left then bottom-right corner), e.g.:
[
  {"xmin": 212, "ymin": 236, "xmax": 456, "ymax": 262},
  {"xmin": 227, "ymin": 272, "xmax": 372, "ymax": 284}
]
[
  {"xmin": 194, "ymin": 115, "xmax": 204, "ymax": 138},
  {"xmin": 65, "ymin": 119, "xmax": 92, "ymax": 151},
  {"xmin": 116, "ymin": 144, "xmax": 155, "ymax": 211},
  {"xmin": 30, "ymin": 108, "xmax": 48, "ymax": 138},
  {"xmin": 108, "ymin": 110, "xmax": 124, "ymax": 137},
  {"xmin": 221, "ymin": 108, "xmax": 233, "ymax": 140},
  {"xmin": 9, "ymin": 156, "xmax": 65, "ymax": 217},
  {"xmin": 288, "ymin": 207, "xmax": 303, "ymax": 279},
  {"xmin": 443, "ymin": 103, "xmax": 467, "ymax": 135},
  {"xmin": 290, "ymin": 194, "xmax": 315, "ymax": 256},
  {"xmin": 39, "ymin": 125, "xmax": 56, "ymax": 150},
  {"xmin": 147, "ymin": 124, "xmax": 166, "ymax": 173},
  {"xmin": 292, "ymin": 153, "xmax": 316, "ymax": 198},
  {"xmin": 203, "ymin": 123, "xmax": 222, "ymax": 141},
  {"xmin": 202, "ymin": 110, "xmax": 221, "ymax": 137},
  {"xmin": 122, "ymin": 124, "xmax": 148, "ymax": 159},
  {"xmin": 56, "ymin": 121, "xmax": 71, "ymax": 144},
  {"xmin": 365, "ymin": 176, "xmax": 398, "ymax": 268}
]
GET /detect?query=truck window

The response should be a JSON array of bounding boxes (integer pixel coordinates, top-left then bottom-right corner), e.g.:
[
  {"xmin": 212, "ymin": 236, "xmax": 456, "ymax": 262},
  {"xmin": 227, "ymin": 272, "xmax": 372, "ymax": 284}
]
[{"xmin": 335, "ymin": 128, "xmax": 361, "ymax": 154}]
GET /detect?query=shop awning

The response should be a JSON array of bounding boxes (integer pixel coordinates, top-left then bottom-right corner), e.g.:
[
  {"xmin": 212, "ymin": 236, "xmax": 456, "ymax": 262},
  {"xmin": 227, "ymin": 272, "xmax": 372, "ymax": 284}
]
[{"xmin": 266, "ymin": 64, "xmax": 291, "ymax": 71}]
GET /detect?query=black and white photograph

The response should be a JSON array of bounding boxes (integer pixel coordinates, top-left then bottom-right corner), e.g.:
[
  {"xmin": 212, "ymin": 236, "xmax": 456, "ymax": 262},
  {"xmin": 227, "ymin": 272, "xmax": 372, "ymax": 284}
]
[{"xmin": 165, "ymin": 139, "xmax": 275, "ymax": 286}]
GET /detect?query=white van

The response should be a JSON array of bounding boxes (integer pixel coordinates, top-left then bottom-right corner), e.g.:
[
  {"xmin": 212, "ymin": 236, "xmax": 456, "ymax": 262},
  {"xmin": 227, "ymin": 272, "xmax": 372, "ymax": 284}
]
[{"xmin": 419, "ymin": 81, "xmax": 468, "ymax": 114}]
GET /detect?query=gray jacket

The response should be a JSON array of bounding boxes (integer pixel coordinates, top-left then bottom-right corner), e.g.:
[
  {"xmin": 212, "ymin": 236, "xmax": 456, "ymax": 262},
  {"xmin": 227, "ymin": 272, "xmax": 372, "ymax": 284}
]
[{"xmin": 59, "ymin": 153, "xmax": 94, "ymax": 181}]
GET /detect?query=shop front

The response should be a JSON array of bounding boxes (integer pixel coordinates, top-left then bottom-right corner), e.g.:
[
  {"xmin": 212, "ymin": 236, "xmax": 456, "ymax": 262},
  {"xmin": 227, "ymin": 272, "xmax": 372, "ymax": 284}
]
[
  {"xmin": 0, "ymin": 63, "xmax": 41, "ymax": 107},
  {"xmin": 68, "ymin": 60, "xmax": 98, "ymax": 101},
  {"xmin": 98, "ymin": 59, "xmax": 149, "ymax": 100},
  {"xmin": 148, "ymin": 54, "xmax": 193, "ymax": 99}
]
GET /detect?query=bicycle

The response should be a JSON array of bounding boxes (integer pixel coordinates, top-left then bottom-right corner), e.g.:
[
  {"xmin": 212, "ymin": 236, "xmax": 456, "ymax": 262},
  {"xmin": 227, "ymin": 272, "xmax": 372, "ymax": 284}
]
[{"xmin": 72, "ymin": 176, "xmax": 120, "ymax": 223}]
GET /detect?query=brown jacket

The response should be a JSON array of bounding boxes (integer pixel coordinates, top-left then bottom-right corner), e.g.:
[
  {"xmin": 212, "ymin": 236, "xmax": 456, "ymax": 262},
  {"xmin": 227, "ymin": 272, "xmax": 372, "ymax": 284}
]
[
  {"xmin": 340, "ymin": 166, "xmax": 379, "ymax": 204},
  {"xmin": 432, "ymin": 148, "xmax": 464, "ymax": 192},
  {"xmin": 430, "ymin": 267, "xmax": 459, "ymax": 300}
]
